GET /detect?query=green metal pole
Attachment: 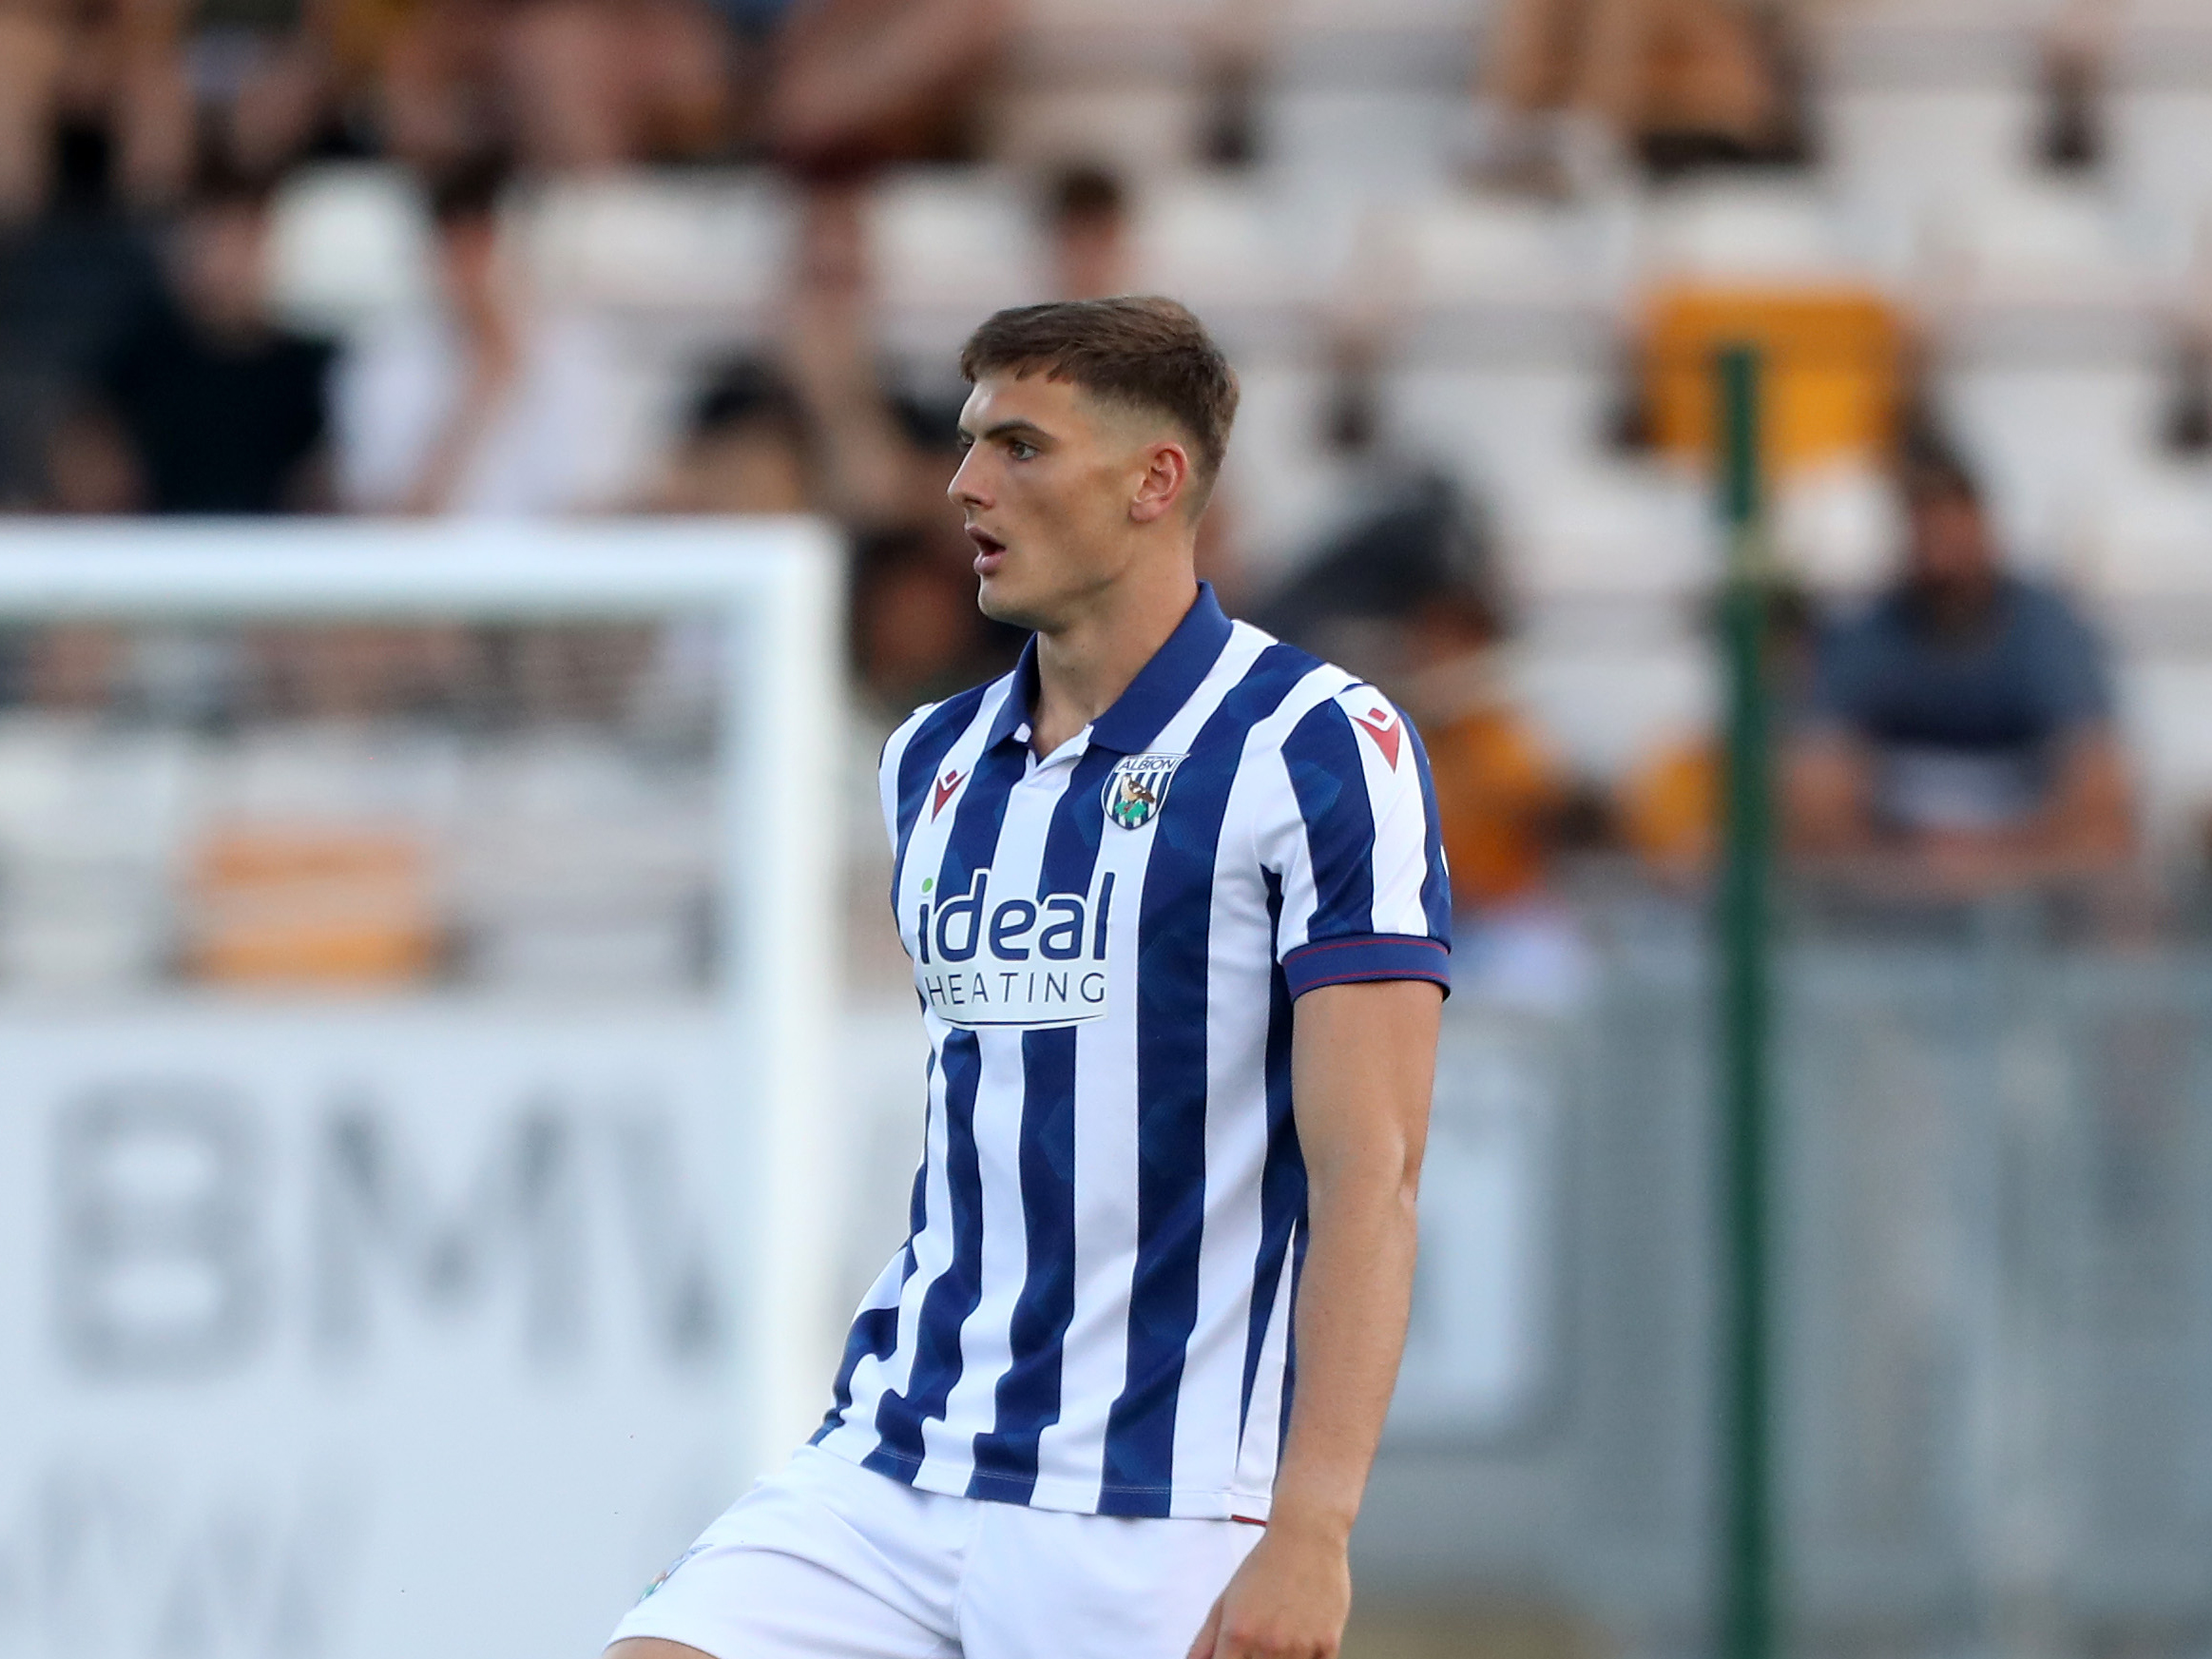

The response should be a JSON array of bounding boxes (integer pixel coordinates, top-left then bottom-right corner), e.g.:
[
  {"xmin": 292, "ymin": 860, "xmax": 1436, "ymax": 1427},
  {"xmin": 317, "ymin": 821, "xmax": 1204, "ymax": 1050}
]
[{"xmin": 1716, "ymin": 344, "xmax": 1776, "ymax": 1659}]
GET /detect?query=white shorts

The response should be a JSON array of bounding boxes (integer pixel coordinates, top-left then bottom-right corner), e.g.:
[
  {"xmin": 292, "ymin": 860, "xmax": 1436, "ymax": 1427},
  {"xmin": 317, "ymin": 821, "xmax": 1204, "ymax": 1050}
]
[{"xmin": 606, "ymin": 1446, "xmax": 1264, "ymax": 1659}]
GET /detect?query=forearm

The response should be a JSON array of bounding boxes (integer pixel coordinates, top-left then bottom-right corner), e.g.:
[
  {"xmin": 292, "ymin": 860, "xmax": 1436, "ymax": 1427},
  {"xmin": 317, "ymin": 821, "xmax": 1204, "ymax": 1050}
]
[
  {"xmin": 1267, "ymin": 978, "xmax": 1439, "ymax": 1540},
  {"xmin": 1188, "ymin": 960, "xmax": 1440, "ymax": 1659},
  {"xmin": 1269, "ymin": 1159, "xmax": 1421, "ymax": 1541}
]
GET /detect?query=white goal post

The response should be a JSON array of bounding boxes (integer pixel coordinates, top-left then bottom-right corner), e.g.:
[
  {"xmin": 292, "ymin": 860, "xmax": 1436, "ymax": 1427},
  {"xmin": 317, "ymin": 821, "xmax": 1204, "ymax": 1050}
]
[{"xmin": 0, "ymin": 518, "xmax": 845, "ymax": 1659}]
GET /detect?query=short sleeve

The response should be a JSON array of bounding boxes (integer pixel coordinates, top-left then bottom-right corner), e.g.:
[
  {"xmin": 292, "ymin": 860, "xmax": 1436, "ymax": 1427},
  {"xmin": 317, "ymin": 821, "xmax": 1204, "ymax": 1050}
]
[
  {"xmin": 1807, "ymin": 608, "xmax": 1882, "ymax": 732},
  {"xmin": 877, "ymin": 702, "xmax": 940, "ymax": 856},
  {"xmin": 1260, "ymin": 685, "xmax": 1452, "ymax": 1000},
  {"xmin": 2025, "ymin": 590, "xmax": 2114, "ymax": 729}
]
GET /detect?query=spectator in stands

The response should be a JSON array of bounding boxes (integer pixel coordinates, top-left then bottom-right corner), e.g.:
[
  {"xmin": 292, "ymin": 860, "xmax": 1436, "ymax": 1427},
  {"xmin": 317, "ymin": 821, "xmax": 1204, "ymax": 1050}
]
[
  {"xmin": 1254, "ymin": 459, "xmax": 1490, "ymax": 691},
  {"xmin": 0, "ymin": 0, "xmax": 194, "ymax": 222},
  {"xmin": 334, "ymin": 156, "xmax": 642, "ymax": 514},
  {"xmin": 48, "ymin": 160, "xmax": 335, "ymax": 512},
  {"xmin": 844, "ymin": 388, "xmax": 1023, "ymax": 712},
  {"xmin": 0, "ymin": 125, "xmax": 168, "ymax": 507},
  {"xmin": 1786, "ymin": 456, "xmax": 2134, "ymax": 896},
  {"xmin": 765, "ymin": 0, "xmax": 1008, "ymax": 175},
  {"xmin": 298, "ymin": 0, "xmax": 734, "ymax": 175},
  {"xmin": 2039, "ymin": 0, "xmax": 2123, "ymax": 169},
  {"xmin": 1251, "ymin": 365, "xmax": 1581, "ymax": 936},
  {"xmin": 1395, "ymin": 578, "xmax": 1590, "ymax": 1007},
  {"xmin": 1468, "ymin": 0, "xmax": 1791, "ymax": 194},
  {"xmin": 1043, "ymin": 164, "xmax": 1130, "ymax": 301},
  {"xmin": 773, "ymin": 180, "xmax": 919, "ymax": 526},
  {"xmin": 644, "ymin": 356, "xmax": 813, "ymax": 513},
  {"xmin": 1402, "ymin": 587, "xmax": 1572, "ymax": 917},
  {"xmin": 765, "ymin": 182, "xmax": 1019, "ymax": 707}
]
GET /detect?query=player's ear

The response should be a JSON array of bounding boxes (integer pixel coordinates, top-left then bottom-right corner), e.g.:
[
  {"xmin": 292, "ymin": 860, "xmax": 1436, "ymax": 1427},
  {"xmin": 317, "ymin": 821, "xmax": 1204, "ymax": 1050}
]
[{"xmin": 1129, "ymin": 440, "xmax": 1189, "ymax": 525}]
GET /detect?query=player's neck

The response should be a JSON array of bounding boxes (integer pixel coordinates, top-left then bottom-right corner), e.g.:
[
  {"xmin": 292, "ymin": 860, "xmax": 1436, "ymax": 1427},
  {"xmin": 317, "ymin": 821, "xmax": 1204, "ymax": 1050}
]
[{"xmin": 1029, "ymin": 566, "xmax": 1200, "ymax": 757}]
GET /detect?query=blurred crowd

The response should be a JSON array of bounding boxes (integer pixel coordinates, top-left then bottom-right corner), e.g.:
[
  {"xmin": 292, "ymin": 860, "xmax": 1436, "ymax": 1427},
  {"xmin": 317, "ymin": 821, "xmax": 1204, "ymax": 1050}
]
[{"xmin": 0, "ymin": 0, "xmax": 2196, "ymax": 985}]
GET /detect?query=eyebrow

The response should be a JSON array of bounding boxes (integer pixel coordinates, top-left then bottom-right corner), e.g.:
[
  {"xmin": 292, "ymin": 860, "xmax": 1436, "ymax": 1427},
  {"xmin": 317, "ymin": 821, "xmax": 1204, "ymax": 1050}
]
[{"xmin": 958, "ymin": 418, "xmax": 1054, "ymax": 446}]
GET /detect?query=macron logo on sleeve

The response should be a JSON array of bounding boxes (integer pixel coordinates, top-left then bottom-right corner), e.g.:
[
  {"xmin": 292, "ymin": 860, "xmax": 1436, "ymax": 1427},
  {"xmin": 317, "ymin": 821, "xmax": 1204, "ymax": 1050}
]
[{"xmin": 1349, "ymin": 700, "xmax": 1402, "ymax": 770}]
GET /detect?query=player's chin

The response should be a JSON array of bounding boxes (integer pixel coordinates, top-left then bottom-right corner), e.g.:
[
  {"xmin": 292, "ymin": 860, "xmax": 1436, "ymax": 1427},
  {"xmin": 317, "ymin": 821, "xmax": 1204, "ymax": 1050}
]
[{"xmin": 976, "ymin": 572, "xmax": 1046, "ymax": 632}]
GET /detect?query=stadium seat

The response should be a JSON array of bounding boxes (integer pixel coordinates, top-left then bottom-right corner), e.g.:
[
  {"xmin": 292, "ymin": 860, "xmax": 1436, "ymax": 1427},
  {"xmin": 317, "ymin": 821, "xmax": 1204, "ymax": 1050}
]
[
  {"xmin": 454, "ymin": 729, "xmax": 714, "ymax": 992},
  {"xmin": 1808, "ymin": 6, "xmax": 2048, "ymax": 262},
  {"xmin": 982, "ymin": 0, "xmax": 1218, "ymax": 173},
  {"xmin": 1387, "ymin": 189, "xmax": 1621, "ymax": 318},
  {"xmin": 1214, "ymin": 359, "xmax": 1346, "ymax": 586},
  {"xmin": 1817, "ymin": 87, "xmax": 2044, "ymax": 229},
  {"xmin": 0, "ymin": 715, "xmax": 188, "ymax": 988},
  {"xmin": 1374, "ymin": 193, "xmax": 1630, "ymax": 570},
  {"xmin": 1930, "ymin": 365, "xmax": 2169, "ymax": 570},
  {"xmin": 518, "ymin": 172, "xmax": 795, "ymax": 323},
  {"xmin": 2076, "ymin": 459, "xmax": 2212, "ymax": 601},
  {"xmin": 1771, "ymin": 458, "xmax": 1901, "ymax": 594},
  {"xmin": 1496, "ymin": 453, "xmax": 1712, "ymax": 602},
  {"xmin": 986, "ymin": 87, "xmax": 1215, "ymax": 177},
  {"xmin": 1632, "ymin": 186, "xmax": 1901, "ymax": 489},
  {"xmin": 1639, "ymin": 284, "xmax": 1903, "ymax": 477},
  {"xmin": 1509, "ymin": 593, "xmax": 1714, "ymax": 782},
  {"xmin": 2106, "ymin": 89, "xmax": 2212, "ymax": 267},
  {"xmin": 1387, "ymin": 367, "xmax": 1617, "ymax": 504},
  {"xmin": 1930, "ymin": 178, "xmax": 2139, "ymax": 293},
  {"xmin": 868, "ymin": 169, "xmax": 1046, "ymax": 359},
  {"xmin": 1916, "ymin": 181, "xmax": 2164, "ymax": 569},
  {"xmin": 2106, "ymin": 10, "xmax": 2212, "ymax": 265},
  {"xmin": 1131, "ymin": 176, "xmax": 1312, "ymax": 332},
  {"xmin": 1637, "ymin": 179, "xmax": 1855, "ymax": 283},
  {"xmin": 1257, "ymin": 86, "xmax": 1470, "ymax": 202},
  {"xmin": 266, "ymin": 164, "xmax": 435, "ymax": 334},
  {"xmin": 1257, "ymin": 0, "xmax": 1476, "ymax": 199}
]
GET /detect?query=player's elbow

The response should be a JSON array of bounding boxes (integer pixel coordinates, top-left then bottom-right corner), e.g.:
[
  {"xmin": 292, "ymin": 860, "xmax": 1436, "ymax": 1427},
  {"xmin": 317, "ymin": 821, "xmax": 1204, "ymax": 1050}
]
[{"xmin": 1307, "ymin": 1128, "xmax": 1424, "ymax": 1232}]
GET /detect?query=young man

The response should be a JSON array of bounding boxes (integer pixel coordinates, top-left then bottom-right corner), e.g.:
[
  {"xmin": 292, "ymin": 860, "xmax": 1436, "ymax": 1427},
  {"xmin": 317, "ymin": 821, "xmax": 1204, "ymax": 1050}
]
[
  {"xmin": 606, "ymin": 297, "xmax": 1451, "ymax": 1659},
  {"xmin": 1786, "ymin": 453, "xmax": 2132, "ymax": 894}
]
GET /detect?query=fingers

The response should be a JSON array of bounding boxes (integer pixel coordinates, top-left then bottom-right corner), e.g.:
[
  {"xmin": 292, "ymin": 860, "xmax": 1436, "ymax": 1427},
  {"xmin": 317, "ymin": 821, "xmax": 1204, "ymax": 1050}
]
[
  {"xmin": 1185, "ymin": 1595, "xmax": 1225, "ymax": 1659},
  {"xmin": 1202, "ymin": 1620, "xmax": 1341, "ymax": 1659}
]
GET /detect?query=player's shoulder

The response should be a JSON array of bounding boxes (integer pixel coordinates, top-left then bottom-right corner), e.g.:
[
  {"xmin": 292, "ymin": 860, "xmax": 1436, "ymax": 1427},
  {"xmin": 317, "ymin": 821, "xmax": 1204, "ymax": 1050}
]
[
  {"xmin": 878, "ymin": 670, "xmax": 1016, "ymax": 777},
  {"xmin": 1224, "ymin": 620, "xmax": 1407, "ymax": 761}
]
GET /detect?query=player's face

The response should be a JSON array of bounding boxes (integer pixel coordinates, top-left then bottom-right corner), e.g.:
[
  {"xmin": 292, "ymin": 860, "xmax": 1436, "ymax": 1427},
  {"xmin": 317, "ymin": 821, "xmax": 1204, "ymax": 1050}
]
[{"xmin": 948, "ymin": 372, "xmax": 1155, "ymax": 632}]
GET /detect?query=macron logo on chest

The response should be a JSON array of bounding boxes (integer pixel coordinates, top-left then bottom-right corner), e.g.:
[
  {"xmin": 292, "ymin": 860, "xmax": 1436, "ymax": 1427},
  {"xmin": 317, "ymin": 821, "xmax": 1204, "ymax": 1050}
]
[{"xmin": 932, "ymin": 766, "xmax": 966, "ymax": 820}]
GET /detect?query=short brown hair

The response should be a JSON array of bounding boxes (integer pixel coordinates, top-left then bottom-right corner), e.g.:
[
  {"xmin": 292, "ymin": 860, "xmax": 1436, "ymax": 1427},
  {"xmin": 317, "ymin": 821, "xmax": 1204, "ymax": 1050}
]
[{"xmin": 958, "ymin": 297, "xmax": 1240, "ymax": 505}]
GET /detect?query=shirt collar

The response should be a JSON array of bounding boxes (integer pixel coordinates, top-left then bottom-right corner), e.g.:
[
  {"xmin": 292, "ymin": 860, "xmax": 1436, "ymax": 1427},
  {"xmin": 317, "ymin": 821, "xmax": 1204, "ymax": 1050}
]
[{"xmin": 983, "ymin": 582, "xmax": 1236, "ymax": 757}]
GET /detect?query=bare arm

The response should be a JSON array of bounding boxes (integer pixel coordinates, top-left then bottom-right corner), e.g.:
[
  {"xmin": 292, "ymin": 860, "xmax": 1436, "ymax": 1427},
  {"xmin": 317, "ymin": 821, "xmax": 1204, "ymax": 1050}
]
[
  {"xmin": 1785, "ymin": 724, "xmax": 2134, "ymax": 897},
  {"xmin": 2022, "ymin": 725, "xmax": 2133, "ymax": 866},
  {"xmin": 1188, "ymin": 976, "xmax": 1442, "ymax": 1659},
  {"xmin": 1782, "ymin": 726, "xmax": 1878, "ymax": 860}
]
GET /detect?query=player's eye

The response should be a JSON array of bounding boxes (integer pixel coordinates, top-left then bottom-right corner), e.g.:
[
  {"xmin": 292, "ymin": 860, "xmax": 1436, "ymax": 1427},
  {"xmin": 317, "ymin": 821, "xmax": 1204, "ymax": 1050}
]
[{"xmin": 1008, "ymin": 439, "xmax": 1038, "ymax": 460}]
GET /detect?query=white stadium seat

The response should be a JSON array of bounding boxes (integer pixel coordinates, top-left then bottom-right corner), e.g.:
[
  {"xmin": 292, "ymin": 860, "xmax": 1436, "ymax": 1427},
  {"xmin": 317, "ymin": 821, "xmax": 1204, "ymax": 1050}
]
[
  {"xmin": 1637, "ymin": 179, "xmax": 1856, "ymax": 283},
  {"xmin": 517, "ymin": 171, "xmax": 795, "ymax": 321},
  {"xmin": 267, "ymin": 164, "xmax": 435, "ymax": 333},
  {"xmin": 868, "ymin": 169, "xmax": 1046, "ymax": 358}
]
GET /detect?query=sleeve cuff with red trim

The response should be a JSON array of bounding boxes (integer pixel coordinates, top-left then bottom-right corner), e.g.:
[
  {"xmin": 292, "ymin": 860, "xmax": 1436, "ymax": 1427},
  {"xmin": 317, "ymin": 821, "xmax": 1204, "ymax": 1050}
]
[{"xmin": 1281, "ymin": 934, "xmax": 1452, "ymax": 1000}]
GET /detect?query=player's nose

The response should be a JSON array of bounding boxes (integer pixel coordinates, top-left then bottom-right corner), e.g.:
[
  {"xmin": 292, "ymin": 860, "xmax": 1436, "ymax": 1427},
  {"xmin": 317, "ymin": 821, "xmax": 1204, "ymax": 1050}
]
[{"xmin": 948, "ymin": 447, "xmax": 991, "ymax": 511}]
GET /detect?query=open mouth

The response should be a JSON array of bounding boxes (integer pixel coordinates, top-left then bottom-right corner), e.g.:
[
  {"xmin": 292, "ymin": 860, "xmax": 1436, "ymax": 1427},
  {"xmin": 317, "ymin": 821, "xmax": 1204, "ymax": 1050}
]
[{"xmin": 966, "ymin": 526, "xmax": 1007, "ymax": 568}]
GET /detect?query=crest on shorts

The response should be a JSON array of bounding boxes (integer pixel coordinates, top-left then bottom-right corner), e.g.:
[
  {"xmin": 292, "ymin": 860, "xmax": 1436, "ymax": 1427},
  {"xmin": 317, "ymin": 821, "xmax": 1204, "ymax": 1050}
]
[{"xmin": 1104, "ymin": 752, "xmax": 1186, "ymax": 831}]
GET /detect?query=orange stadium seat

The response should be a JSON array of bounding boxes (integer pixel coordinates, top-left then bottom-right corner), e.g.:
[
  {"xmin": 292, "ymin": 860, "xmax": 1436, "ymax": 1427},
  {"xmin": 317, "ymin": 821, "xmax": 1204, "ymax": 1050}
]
[{"xmin": 1640, "ymin": 283, "xmax": 1904, "ymax": 476}]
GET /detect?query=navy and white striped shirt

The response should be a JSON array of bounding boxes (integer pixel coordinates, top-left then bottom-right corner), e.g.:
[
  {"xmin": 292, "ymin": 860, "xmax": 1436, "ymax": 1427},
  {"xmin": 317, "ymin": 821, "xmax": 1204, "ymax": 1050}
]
[{"xmin": 814, "ymin": 585, "xmax": 1451, "ymax": 1519}]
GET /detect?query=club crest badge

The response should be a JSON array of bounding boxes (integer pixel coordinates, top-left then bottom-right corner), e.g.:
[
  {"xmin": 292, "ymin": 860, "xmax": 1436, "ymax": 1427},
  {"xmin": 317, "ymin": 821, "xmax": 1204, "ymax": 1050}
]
[{"xmin": 1104, "ymin": 752, "xmax": 1186, "ymax": 831}]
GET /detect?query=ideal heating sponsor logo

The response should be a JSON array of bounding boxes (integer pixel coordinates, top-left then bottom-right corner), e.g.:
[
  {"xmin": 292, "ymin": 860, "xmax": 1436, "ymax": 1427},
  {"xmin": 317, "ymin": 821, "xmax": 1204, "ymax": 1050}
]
[{"xmin": 914, "ymin": 867, "xmax": 1116, "ymax": 1028}]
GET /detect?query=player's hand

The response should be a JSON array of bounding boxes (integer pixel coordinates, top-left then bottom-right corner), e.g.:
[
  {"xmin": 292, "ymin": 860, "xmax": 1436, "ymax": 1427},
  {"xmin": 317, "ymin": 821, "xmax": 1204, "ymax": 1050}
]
[{"xmin": 1185, "ymin": 1514, "xmax": 1352, "ymax": 1659}]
